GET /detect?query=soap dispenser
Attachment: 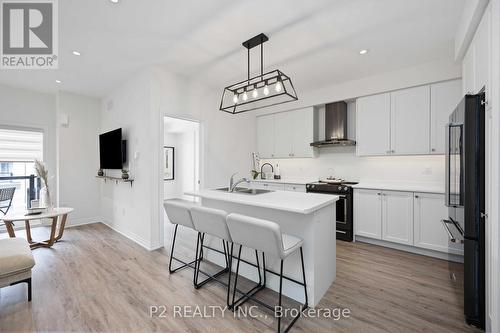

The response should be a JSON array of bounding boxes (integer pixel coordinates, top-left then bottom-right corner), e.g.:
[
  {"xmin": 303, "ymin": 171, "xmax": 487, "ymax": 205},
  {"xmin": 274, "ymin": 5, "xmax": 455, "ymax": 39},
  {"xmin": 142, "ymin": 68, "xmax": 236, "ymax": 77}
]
[{"xmin": 274, "ymin": 163, "xmax": 281, "ymax": 180}]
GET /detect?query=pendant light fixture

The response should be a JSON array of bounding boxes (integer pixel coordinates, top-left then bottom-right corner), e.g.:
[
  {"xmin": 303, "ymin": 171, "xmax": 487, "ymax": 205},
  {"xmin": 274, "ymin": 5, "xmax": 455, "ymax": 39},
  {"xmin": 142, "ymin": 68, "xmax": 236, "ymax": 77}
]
[{"xmin": 219, "ymin": 33, "xmax": 298, "ymax": 114}]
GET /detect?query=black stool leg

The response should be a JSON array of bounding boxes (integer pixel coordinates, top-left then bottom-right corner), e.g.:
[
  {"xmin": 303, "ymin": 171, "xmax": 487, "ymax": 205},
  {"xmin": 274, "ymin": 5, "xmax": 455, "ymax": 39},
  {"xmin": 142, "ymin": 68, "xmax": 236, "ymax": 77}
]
[
  {"xmin": 277, "ymin": 259, "xmax": 284, "ymax": 333},
  {"xmin": 27, "ymin": 278, "xmax": 32, "ymax": 302},
  {"xmin": 300, "ymin": 247, "xmax": 308, "ymax": 308},
  {"xmin": 194, "ymin": 235, "xmax": 230, "ymax": 289},
  {"xmin": 231, "ymin": 244, "xmax": 243, "ymax": 307},
  {"xmin": 169, "ymin": 224, "xmax": 200, "ymax": 274},
  {"xmin": 227, "ymin": 241, "xmax": 234, "ymax": 308}
]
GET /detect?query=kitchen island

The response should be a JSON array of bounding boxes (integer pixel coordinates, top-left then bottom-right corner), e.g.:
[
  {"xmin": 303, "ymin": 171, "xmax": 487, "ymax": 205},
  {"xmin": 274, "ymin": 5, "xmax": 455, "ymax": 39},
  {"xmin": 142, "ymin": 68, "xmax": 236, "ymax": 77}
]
[{"xmin": 185, "ymin": 188, "xmax": 338, "ymax": 307}]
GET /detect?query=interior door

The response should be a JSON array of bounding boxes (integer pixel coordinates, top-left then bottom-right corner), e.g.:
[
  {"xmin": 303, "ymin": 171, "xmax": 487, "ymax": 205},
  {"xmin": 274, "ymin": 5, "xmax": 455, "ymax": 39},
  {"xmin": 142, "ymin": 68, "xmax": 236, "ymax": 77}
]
[{"xmin": 382, "ymin": 190, "xmax": 414, "ymax": 245}]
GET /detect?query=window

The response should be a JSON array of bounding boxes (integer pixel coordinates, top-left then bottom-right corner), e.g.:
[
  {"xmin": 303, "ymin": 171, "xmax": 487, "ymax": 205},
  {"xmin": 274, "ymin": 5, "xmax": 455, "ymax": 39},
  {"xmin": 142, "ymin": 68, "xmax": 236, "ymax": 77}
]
[{"xmin": 0, "ymin": 128, "xmax": 44, "ymax": 213}]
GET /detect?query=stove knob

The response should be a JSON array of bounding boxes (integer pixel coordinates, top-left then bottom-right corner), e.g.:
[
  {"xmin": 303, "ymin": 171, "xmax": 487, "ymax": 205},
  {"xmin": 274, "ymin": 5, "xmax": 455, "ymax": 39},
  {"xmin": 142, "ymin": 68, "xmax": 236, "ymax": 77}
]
[
  {"xmin": 344, "ymin": 187, "xmax": 348, "ymax": 192},
  {"xmin": 337, "ymin": 186, "xmax": 342, "ymax": 191},
  {"xmin": 311, "ymin": 184, "xmax": 315, "ymax": 189}
]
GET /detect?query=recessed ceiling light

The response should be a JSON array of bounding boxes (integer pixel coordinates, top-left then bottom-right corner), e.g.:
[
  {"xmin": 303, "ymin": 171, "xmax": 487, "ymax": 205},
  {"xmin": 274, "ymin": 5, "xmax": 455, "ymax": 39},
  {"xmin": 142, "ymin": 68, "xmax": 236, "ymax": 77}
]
[
  {"xmin": 72, "ymin": 50, "xmax": 81, "ymax": 56},
  {"xmin": 359, "ymin": 49, "xmax": 369, "ymax": 55},
  {"xmin": 55, "ymin": 80, "xmax": 62, "ymax": 84},
  {"xmin": 109, "ymin": 0, "xmax": 119, "ymax": 3}
]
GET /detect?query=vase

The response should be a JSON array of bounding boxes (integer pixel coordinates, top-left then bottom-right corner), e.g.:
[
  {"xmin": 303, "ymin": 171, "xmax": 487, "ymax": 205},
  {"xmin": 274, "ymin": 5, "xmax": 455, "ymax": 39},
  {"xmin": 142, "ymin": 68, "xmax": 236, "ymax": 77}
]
[{"xmin": 40, "ymin": 186, "xmax": 52, "ymax": 209}]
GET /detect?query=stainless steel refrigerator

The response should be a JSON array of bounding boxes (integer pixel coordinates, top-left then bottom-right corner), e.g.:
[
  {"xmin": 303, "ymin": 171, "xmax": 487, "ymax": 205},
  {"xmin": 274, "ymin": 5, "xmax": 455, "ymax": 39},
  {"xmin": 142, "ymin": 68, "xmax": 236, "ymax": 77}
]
[{"xmin": 445, "ymin": 92, "xmax": 485, "ymax": 329}]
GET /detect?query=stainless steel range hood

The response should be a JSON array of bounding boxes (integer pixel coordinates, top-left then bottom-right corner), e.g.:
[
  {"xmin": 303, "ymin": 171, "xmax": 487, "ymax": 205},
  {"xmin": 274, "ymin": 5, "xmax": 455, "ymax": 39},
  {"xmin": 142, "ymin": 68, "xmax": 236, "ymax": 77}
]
[{"xmin": 310, "ymin": 101, "xmax": 356, "ymax": 147}]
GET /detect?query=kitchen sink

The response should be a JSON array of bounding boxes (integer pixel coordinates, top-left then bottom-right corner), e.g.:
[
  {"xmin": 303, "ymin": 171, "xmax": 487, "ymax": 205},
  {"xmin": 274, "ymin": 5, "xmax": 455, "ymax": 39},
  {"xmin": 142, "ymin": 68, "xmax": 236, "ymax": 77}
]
[{"xmin": 215, "ymin": 187, "xmax": 272, "ymax": 195}]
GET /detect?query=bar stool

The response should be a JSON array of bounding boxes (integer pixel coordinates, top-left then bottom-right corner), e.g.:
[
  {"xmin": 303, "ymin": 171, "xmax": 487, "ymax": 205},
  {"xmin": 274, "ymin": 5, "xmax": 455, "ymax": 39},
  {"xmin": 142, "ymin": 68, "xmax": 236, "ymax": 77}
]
[
  {"xmin": 163, "ymin": 199, "xmax": 202, "ymax": 274},
  {"xmin": 226, "ymin": 213, "xmax": 308, "ymax": 333},
  {"xmin": 190, "ymin": 206, "xmax": 233, "ymax": 306}
]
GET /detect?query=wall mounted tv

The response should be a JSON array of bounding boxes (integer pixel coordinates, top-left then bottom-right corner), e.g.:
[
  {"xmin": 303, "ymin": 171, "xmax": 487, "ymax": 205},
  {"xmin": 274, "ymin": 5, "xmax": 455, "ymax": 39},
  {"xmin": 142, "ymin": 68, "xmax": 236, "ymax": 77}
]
[{"xmin": 99, "ymin": 128, "xmax": 127, "ymax": 169}]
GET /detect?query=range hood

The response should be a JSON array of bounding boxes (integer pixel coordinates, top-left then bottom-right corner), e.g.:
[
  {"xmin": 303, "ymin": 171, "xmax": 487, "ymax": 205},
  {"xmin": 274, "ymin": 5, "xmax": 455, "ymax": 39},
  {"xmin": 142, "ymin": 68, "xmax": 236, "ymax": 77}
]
[{"xmin": 310, "ymin": 101, "xmax": 356, "ymax": 147}]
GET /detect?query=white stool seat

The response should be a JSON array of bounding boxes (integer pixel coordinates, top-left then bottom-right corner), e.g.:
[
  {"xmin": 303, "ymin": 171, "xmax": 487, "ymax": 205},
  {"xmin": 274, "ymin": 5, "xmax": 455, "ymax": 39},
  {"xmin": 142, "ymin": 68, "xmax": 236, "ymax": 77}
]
[
  {"xmin": 226, "ymin": 213, "xmax": 303, "ymax": 260},
  {"xmin": 163, "ymin": 199, "xmax": 199, "ymax": 229},
  {"xmin": 190, "ymin": 206, "xmax": 231, "ymax": 242},
  {"xmin": 282, "ymin": 234, "xmax": 303, "ymax": 257}
]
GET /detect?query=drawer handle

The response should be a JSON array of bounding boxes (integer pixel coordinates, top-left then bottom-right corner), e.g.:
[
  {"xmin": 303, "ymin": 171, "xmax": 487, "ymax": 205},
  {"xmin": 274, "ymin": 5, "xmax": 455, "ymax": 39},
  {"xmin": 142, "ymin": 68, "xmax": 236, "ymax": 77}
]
[
  {"xmin": 336, "ymin": 230, "xmax": 347, "ymax": 234},
  {"xmin": 441, "ymin": 219, "xmax": 455, "ymax": 243}
]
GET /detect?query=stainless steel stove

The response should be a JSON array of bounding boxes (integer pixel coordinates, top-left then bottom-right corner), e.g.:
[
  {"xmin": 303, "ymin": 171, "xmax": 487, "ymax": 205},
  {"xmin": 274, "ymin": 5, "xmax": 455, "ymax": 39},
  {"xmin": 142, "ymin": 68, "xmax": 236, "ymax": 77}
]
[{"xmin": 306, "ymin": 181, "xmax": 358, "ymax": 242}]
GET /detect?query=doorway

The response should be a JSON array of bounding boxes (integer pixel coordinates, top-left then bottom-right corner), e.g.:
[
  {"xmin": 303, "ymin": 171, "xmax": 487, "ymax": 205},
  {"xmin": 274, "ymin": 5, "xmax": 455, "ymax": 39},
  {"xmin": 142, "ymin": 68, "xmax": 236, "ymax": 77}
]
[{"xmin": 162, "ymin": 116, "xmax": 201, "ymax": 247}]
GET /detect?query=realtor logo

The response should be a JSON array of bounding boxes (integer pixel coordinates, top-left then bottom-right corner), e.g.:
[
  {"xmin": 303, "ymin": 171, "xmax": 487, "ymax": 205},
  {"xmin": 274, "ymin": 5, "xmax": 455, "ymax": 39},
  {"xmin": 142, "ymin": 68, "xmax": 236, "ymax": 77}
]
[{"xmin": 1, "ymin": 0, "xmax": 58, "ymax": 69}]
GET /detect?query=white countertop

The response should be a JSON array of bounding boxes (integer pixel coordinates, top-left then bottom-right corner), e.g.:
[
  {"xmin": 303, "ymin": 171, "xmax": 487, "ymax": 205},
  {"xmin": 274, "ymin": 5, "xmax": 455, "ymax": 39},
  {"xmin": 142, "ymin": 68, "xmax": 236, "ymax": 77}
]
[
  {"xmin": 352, "ymin": 182, "xmax": 445, "ymax": 194},
  {"xmin": 185, "ymin": 189, "xmax": 338, "ymax": 214},
  {"xmin": 250, "ymin": 177, "xmax": 318, "ymax": 185}
]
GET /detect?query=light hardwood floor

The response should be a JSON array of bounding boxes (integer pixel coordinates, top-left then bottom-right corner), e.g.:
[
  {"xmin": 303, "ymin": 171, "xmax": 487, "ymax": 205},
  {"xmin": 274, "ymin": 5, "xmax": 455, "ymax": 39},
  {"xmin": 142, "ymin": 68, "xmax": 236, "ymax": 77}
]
[{"xmin": 0, "ymin": 223, "xmax": 478, "ymax": 332}]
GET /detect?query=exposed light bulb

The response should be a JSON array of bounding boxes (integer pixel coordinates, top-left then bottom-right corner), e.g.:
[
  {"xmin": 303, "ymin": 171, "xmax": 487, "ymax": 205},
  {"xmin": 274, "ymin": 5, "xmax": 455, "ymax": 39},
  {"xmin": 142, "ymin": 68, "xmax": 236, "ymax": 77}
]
[
  {"xmin": 263, "ymin": 85, "xmax": 270, "ymax": 96},
  {"xmin": 55, "ymin": 80, "xmax": 62, "ymax": 84},
  {"xmin": 242, "ymin": 92, "xmax": 248, "ymax": 101},
  {"xmin": 232, "ymin": 94, "xmax": 238, "ymax": 104},
  {"xmin": 252, "ymin": 88, "xmax": 258, "ymax": 98},
  {"xmin": 275, "ymin": 82, "xmax": 282, "ymax": 92},
  {"xmin": 359, "ymin": 49, "xmax": 368, "ymax": 55}
]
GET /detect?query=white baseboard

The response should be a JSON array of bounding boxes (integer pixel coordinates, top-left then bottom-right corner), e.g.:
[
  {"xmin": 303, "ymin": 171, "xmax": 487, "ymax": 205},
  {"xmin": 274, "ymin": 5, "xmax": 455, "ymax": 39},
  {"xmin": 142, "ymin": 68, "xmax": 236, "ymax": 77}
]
[
  {"xmin": 101, "ymin": 220, "xmax": 161, "ymax": 251},
  {"xmin": 355, "ymin": 236, "xmax": 464, "ymax": 263},
  {"xmin": 66, "ymin": 216, "xmax": 102, "ymax": 228}
]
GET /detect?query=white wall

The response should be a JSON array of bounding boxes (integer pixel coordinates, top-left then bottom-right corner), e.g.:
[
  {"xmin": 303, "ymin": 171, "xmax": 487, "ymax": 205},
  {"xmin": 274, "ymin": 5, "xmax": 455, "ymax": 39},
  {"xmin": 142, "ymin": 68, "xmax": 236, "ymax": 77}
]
[
  {"xmin": 56, "ymin": 91, "xmax": 101, "ymax": 226},
  {"xmin": 262, "ymin": 152, "xmax": 445, "ymax": 185},
  {"xmin": 100, "ymin": 69, "xmax": 158, "ymax": 249},
  {"xmin": 0, "ymin": 83, "xmax": 57, "ymax": 202}
]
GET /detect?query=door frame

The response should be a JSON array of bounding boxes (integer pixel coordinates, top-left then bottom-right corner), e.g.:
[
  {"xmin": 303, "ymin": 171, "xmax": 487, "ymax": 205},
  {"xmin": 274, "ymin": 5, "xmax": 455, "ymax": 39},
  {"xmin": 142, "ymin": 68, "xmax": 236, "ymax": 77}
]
[{"xmin": 158, "ymin": 114, "xmax": 204, "ymax": 248}]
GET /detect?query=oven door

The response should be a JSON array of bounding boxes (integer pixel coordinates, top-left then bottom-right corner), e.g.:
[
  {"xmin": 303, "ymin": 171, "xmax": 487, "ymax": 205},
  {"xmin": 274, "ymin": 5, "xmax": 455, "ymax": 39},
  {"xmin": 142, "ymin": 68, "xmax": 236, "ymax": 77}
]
[{"xmin": 335, "ymin": 195, "xmax": 349, "ymax": 225}]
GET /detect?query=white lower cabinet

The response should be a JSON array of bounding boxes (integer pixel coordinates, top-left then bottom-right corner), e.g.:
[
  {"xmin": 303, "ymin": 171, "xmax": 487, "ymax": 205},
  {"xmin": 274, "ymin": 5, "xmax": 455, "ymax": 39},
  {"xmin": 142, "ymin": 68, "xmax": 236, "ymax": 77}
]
[
  {"xmin": 250, "ymin": 181, "xmax": 306, "ymax": 192},
  {"xmin": 381, "ymin": 191, "xmax": 414, "ymax": 245},
  {"xmin": 413, "ymin": 192, "xmax": 462, "ymax": 254},
  {"xmin": 354, "ymin": 189, "xmax": 460, "ymax": 256},
  {"xmin": 354, "ymin": 189, "xmax": 382, "ymax": 239},
  {"xmin": 284, "ymin": 184, "xmax": 306, "ymax": 192},
  {"xmin": 251, "ymin": 182, "xmax": 284, "ymax": 191}
]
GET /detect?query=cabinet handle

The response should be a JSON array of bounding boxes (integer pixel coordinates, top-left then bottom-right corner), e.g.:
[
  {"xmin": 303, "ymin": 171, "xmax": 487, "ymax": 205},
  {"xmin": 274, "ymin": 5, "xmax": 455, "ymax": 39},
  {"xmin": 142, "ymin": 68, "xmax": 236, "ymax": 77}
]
[
  {"xmin": 431, "ymin": 148, "xmax": 436, "ymax": 152},
  {"xmin": 415, "ymin": 195, "xmax": 419, "ymax": 198},
  {"xmin": 377, "ymin": 192, "xmax": 381, "ymax": 195},
  {"xmin": 386, "ymin": 150, "xmax": 391, "ymax": 154},
  {"xmin": 391, "ymin": 150, "xmax": 395, "ymax": 153},
  {"xmin": 263, "ymin": 183, "xmax": 268, "ymax": 187}
]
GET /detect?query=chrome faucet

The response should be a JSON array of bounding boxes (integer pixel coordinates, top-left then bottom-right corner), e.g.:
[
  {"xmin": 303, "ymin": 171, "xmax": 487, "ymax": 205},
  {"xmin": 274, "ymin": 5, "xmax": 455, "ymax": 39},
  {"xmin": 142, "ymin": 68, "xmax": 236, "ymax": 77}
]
[{"xmin": 229, "ymin": 172, "xmax": 250, "ymax": 192}]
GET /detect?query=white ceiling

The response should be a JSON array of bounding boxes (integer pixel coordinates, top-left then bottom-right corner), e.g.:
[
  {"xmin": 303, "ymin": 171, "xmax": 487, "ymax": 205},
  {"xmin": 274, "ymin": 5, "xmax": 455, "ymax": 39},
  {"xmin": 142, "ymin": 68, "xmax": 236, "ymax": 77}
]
[{"xmin": 0, "ymin": 0, "xmax": 465, "ymax": 98}]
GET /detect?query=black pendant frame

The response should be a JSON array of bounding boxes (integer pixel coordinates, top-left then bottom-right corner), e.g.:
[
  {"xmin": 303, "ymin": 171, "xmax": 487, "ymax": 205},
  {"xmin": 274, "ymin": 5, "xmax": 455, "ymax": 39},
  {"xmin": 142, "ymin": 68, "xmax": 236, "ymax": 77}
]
[{"xmin": 219, "ymin": 33, "xmax": 298, "ymax": 114}]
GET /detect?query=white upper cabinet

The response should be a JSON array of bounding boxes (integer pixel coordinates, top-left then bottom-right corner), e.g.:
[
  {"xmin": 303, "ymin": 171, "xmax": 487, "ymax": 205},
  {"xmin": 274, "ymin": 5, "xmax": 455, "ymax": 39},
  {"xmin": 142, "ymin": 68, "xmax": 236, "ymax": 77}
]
[
  {"xmin": 273, "ymin": 111, "xmax": 293, "ymax": 157},
  {"xmin": 290, "ymin": 108, "xmax": 314, "ymax": 157},
  {"xmin": 356, "ymin": 93, "xmax": 391, "ymax": 156},
  {"xmin": 381, "ymin": 191, "xmax": 414, "ymax": 246},
  {"xmin": 463, "ymin": 4, "xmax": 491, "ymax": 96},
  {"xmin": 430, "ymin": 80, "xmax": 462, "ymax": 154},
  {"xmin": 462, "ymin": 45, "xmax": 475, "ymax": 95},
  {"xmin": 473, "ymin": 5, "xmax": 491, "ymax": 96},
  {"xmin": 256, "ymin": 114, "xmax": 275, "ymax": 158},
  {"xmin": 356, "ymin": 81, "xmax": 461, "ymax": 156},
  {"xmin": 390, "ymin": 86, "xmax": 430, "ymax": 155},
  {"xmin": 256, "ymin": 107, "xmax": 314, "ymax": 159}
]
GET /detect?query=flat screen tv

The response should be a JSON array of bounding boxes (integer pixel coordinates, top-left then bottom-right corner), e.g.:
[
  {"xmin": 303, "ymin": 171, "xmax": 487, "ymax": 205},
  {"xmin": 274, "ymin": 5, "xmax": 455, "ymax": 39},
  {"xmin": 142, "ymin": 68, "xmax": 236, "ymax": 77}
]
[{"xmin": 99, "ymin": 128, "xmax": 126, "ymax": 169}]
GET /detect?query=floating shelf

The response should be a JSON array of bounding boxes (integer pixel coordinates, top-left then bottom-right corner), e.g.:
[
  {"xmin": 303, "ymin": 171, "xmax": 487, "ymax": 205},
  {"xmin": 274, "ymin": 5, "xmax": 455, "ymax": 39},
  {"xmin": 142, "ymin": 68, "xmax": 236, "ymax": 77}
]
[{"xmin": 95, "ymin": 176, "xmax": 134, "ymax": 187}]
